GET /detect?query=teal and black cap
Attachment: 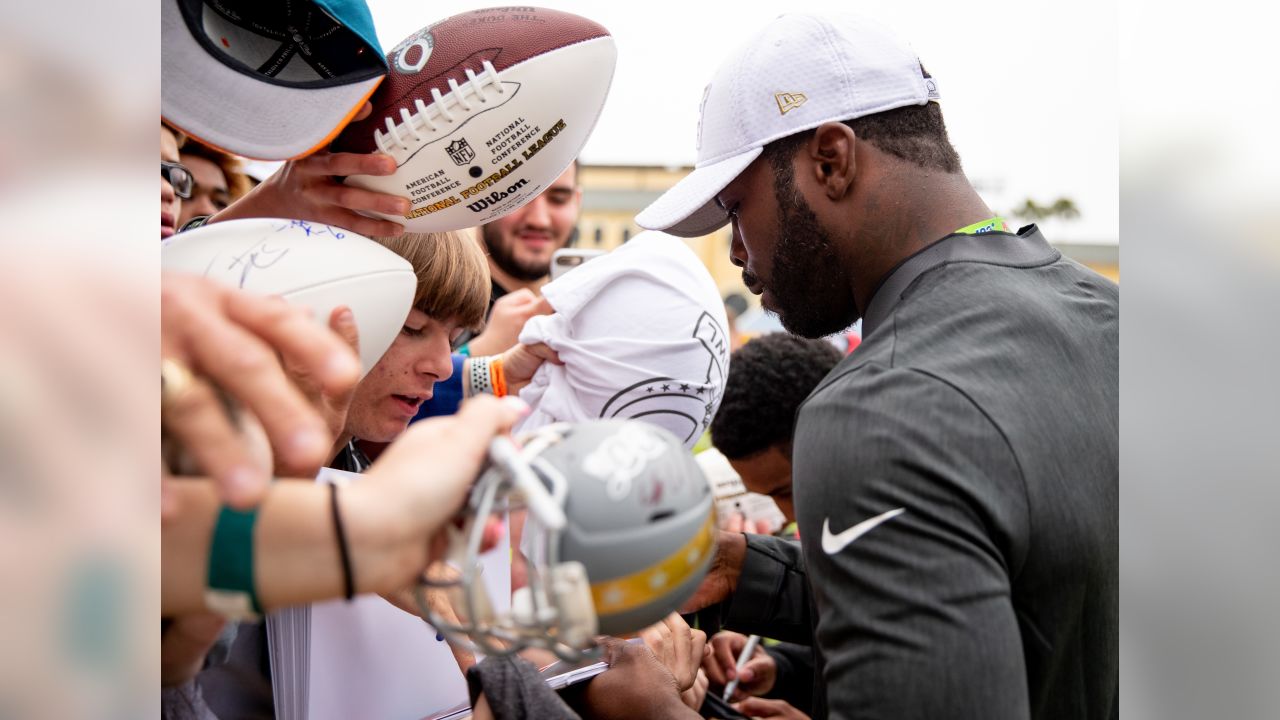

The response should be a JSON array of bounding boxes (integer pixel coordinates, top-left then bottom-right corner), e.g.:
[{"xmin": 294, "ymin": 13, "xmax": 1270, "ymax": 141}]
[{"xmin": 162, "ymin": 0, "xmax": 387, "ymax": 160}]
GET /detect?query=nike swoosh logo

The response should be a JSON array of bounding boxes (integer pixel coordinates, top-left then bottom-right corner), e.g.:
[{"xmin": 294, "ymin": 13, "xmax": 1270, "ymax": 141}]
[{"xmin": 822, "ymin": 508, "xmax": 906, "ymax": 555}]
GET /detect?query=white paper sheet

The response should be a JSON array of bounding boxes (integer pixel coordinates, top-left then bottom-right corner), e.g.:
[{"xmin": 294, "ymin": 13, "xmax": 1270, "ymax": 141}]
[{"xmin": 268, "ymin": 466, "xmax": 512, "ymax": 720}]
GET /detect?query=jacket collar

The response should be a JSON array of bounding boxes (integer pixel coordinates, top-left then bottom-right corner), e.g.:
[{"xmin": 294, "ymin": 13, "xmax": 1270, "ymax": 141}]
[{"xmin": 861, "ymin": 224, "xmax": 1060, "ymax": 337}]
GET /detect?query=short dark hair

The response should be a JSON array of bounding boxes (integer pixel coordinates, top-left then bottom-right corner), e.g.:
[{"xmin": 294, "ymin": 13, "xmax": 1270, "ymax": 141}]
[
  {"xmin": 710, "ymin": 333, "xmax": 843, "ymax": 459},
  {"xmin": 762, "ymin": 69, "xmax": 961, "ymax": 175}
]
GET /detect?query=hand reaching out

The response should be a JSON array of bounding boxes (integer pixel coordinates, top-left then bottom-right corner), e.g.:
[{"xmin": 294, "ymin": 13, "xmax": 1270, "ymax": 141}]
[
  {"xmin": 161, "ymin": 272, "xmax": 360, "ymax": 509},
  {"xmin": 466, "ymin": 289, "xmax": 554, "ymax": 356},
  {"xmin": 703, "ymin": 630, "xmax": 777, "ymax": 700},
  {"xmin": 562, "ymin": 638, "xmax": 699, "ymax": 720},
  {"xmin": 639, "ymin": 612, "xmax": 708, "ymax": 696},
  {"xmin": 209, "ymin": 103, "xmax": 410, "ymax": 238},
  {"xmin": 499, "ymin": 342, "xmax": 562, "ymax": 396},
  {"xmin": 282, "ymin": 305, "xmax": 361, "ymax": 465},
  {"xmin": 360, "ymin": 394, "xmax": 529, "ymax": 570}
]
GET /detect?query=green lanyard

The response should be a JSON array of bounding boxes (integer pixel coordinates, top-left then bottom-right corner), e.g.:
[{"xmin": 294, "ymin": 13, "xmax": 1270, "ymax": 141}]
[{"xmin": 954, "ymin": 216, "xmax": 1010, "ymax": 235}]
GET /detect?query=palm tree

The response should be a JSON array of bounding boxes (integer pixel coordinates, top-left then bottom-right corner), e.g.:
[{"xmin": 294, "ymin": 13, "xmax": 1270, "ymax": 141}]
[{"xmin": 1008, "ymin": 197, "xmax": 1081, "ymax": 222}]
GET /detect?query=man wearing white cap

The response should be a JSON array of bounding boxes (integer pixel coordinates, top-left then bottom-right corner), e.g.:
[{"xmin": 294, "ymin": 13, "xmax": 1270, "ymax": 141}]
[{"xmin": 643, "ymin": 12, "xmax": 1118, "ymax": 720}]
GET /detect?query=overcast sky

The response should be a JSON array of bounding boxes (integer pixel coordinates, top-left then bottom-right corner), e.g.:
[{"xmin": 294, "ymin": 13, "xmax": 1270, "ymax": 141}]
[{"xmin": 364, "ymin": 0, "xmax": 1118, "ymax": 243}]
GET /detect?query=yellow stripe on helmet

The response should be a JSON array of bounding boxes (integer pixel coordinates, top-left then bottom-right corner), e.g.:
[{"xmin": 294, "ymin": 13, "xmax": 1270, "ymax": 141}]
[{"xmin": 590, "ymin": 511, "xmax": 716, "ymax": 616}]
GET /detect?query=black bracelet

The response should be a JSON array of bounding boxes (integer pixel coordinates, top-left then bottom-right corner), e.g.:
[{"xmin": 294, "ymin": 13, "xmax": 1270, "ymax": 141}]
[
  {"xmin": 329, "ymin": 481, "xmax": 356, "ymax": 601},
  {"xmin": 177, "ymin": 214, "xmax": 212, "ymax": 233}
]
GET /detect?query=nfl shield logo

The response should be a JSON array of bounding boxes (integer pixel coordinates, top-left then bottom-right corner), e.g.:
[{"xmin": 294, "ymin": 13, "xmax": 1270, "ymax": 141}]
[{"xmin": 446, "ymin": 138, "xmax": 476, "ymax": 166}]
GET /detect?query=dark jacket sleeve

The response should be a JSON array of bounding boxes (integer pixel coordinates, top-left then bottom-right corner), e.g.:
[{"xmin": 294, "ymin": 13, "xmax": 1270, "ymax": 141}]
[
  {"xmin": 468, "ymin": 656, "xmax": 580, "ymax": 720},
  {"xmin": 762, "ymin": 642, "xmax": 815, "ymax": 716},
  {"xmin": 718, "ymin": 534, "xmax": 814, "ymax": 645},
  {"xmin": 794, "ymin": 364, "xmax": 1032, "ymax": 720}
]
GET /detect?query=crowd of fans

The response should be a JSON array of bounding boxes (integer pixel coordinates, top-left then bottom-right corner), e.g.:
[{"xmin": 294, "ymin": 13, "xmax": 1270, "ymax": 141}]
[{"xmin": 160, "ymin": 3, "xmax": 1118, "ymax": 719}]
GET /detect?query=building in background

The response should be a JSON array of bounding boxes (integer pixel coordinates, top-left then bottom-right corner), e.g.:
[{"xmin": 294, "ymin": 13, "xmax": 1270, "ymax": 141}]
[
  {"xmin": 578, "ymin": 164, "xmax": 745, "ymax": 296},
  {"xmin": 577, "ymin": 164, "xmax": 1118, "ymax": 308},
  {"xmin": 210, "ymin": 161, "xmax": 1118, "ymax": 293}
]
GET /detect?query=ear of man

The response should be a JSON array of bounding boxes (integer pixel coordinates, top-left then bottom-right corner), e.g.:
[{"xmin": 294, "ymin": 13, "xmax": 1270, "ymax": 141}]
[{"xmin": 806, "ymin": 122, "xmax": 857, "ymax": 202}]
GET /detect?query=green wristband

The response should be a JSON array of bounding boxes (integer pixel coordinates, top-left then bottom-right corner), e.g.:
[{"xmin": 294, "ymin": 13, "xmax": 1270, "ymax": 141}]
[{"xmin": 206, "ymin": 505, "xmax": 261, "ymax": 619}]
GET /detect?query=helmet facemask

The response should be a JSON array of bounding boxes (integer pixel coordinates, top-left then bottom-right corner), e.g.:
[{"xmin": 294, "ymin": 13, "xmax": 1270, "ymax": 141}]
[{"xmin": 414, "ymin": 420, "xmax": 716, "ymax": 662}]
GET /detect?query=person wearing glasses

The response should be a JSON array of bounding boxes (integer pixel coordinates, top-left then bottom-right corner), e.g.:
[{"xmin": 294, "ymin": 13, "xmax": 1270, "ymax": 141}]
[
  {"xmin": 178, "ymin": 141, "xmax": 251, "ymax": 229},
  {"xmin": 161, "ymin": 123, "xmax": 192, "ymax": 240}
]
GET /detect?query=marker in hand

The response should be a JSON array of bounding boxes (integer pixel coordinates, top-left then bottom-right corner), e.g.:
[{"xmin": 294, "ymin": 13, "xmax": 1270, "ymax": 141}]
[{"xmin": 722, "ymin": 634, "xmax": 762, "ymax": 701}]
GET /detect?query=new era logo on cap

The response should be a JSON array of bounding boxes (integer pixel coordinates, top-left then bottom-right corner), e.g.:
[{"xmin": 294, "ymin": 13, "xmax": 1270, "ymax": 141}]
[{"xmin": 775, "ymin": 92, "xmax": 807, "ymax": 115}]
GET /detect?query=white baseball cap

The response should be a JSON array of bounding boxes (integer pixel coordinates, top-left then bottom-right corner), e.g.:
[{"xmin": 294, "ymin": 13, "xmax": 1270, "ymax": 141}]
[{"xmin": 636, "ymin": 12, "xmax": 940, "ymax": 238}]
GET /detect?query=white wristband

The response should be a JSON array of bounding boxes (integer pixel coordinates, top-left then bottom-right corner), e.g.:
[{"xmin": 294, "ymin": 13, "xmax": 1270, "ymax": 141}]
[{"xmin": 469, "ymin": 356, "xmax": 493, "ymax": 396}]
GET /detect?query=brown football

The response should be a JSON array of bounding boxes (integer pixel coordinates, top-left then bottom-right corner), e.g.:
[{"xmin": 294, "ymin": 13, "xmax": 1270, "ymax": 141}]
[{"xmin": 333, "ymin": 7, "xmax": 616, "ymax": 232}]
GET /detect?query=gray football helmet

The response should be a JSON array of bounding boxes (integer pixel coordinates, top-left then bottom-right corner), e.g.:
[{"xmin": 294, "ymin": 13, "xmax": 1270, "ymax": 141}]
[{"xmin": 415, "ymin": 419, "xmax": 716, "ymax": 661}]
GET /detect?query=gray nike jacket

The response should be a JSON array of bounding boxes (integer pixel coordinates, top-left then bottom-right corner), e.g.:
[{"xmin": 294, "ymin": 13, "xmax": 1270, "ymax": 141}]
[{"xmin": 717, "ymin": 226, "xmax": 1118, "ymax": 720}]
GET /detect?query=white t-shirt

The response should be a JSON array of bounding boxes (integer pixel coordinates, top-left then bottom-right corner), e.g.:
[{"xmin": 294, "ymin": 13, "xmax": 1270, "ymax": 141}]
[{"xmin": 516, "ymin": 232, "xmax": 731, "ymax": 449}]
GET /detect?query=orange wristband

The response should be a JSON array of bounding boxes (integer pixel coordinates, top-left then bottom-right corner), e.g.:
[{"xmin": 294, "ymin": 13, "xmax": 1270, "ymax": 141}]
[{"xmin": 489, "ymin": 357, "xmax": 507, "ymax": 397}]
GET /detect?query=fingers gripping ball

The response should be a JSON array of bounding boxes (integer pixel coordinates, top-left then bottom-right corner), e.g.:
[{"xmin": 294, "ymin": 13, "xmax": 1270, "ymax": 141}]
[
  {"xmin": 161, "ymin": 219, "xmax": 414, "ymax": 378},
  {"xmin": 332, "ymin": 7, "xmax": 616, "ymax": 232}
]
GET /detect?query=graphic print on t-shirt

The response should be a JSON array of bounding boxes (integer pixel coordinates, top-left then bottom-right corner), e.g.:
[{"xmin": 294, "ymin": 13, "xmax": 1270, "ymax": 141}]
[{"xmin": 597, "ymin": 311, "xmax": 728, "ymax": 444}]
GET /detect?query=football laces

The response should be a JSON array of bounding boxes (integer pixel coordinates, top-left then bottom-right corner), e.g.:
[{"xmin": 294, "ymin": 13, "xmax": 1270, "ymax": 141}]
[{"xmin": 375, "ymin": 60, "xmax": 506, "ymax": 154}]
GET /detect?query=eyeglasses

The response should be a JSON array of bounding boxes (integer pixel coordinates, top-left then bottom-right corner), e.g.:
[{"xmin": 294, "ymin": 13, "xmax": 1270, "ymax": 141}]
[{"xmin": 162, "ymin": 161, "xmax": 193, "ymax": 199}]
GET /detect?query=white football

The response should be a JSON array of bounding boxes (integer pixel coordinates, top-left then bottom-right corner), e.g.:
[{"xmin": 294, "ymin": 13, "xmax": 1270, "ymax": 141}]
[
  {"xmin": 332, "ymin": 7, "xmax": 616, "ymax": 233},
  {"xmin": 161, "ymin": 218, "xmax": 416, "ymax": 378}
]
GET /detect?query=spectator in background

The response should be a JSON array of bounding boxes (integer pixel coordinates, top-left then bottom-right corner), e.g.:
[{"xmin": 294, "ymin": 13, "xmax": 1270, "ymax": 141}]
[
  {"xmin": 710, "ymin": 334, "xmax": 842, "ymax": 523},
  {"xmin": 461, "ymin": 161, "xmax": 581, "ymax": 356},
  {"xmin": 177, "ymin": 141, "xmax": 251, "ymax": 228},
  {"xmin": 482, "ymin": 162, "xmax": 581, "ymax": 301},
  {"xmin": 161, "ymin": 123, "xmax": 190, "ymax": 240},
  {"xmin": 700, "ymin": 333, "xmax": 843, "ymax": 719}
]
